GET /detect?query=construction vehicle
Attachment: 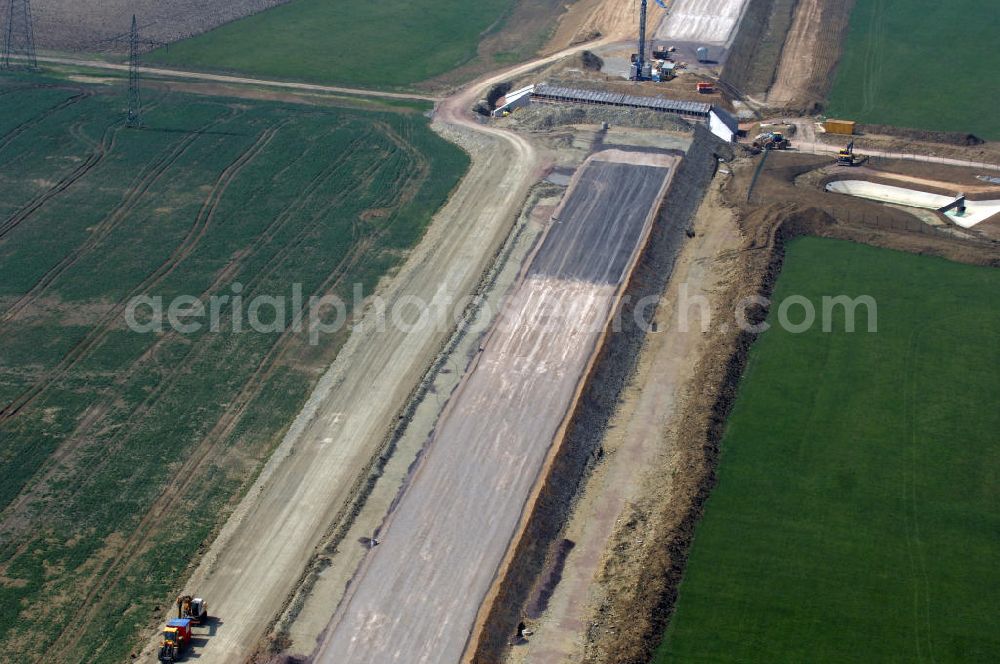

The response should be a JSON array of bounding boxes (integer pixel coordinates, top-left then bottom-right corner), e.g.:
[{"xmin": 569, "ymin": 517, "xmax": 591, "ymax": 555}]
[
  {"xmin": 177, "ymin": 595, "xmax": 208, "ymax": 624},
  {"xmin": 752, "ymin": 131, "xmax": 791, "ymax": 151},
  {"xmin": 696, "ymin": 81, "xmax": 714, "ymax": 94},
  {"xmin": 651, "ymin": 44, "xmax": 676, "ymax": 59},
  {"xmin": 838, "ymin": 141, "xmax": 860, "ymax": 166},
  {"xmin": 158, "ymin": 618, "xmax": 192, "ymax": 662}
]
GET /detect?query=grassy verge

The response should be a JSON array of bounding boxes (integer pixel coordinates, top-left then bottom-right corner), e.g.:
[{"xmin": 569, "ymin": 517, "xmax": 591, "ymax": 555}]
[
  {"xmin": 657, "ymin": 238, "xmax": 1000, "ymax": 662},
  {"xmin": 826, "ymin": 0, "xmax": 1000, "ymax": 139},
  {"xmin": 0, "ymin": 74, "xmax": 467, "ymax": 662},
  {"xmin": 145, "ymin": 0, "xmax": 518, "ymax": 89}
]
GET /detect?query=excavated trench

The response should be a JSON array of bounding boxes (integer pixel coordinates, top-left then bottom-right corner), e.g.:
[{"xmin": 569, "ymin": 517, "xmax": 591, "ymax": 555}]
[{"xmin": 471, "ymin": 126, "xmax": 731, "ymax": 662}]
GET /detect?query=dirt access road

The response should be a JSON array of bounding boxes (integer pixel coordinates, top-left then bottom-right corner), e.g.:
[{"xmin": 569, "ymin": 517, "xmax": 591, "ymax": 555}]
[
  {"xmin": 782, "ymin": 119, "xmax": 1000, "ymax": 172},
  {"xmin": 766, "ymin": 0, "xmax": 854, "ymax": 108},
  {"xmin": 125, "ymin": 36, "xmax": 614, "ymax": 664},
  {"xmin": 313, "ymin": 150, "xmax": 677, "ymax": 664},
  {"xmin": 30, "ymin": 55, "xmax": 440, "ymax": 102}
]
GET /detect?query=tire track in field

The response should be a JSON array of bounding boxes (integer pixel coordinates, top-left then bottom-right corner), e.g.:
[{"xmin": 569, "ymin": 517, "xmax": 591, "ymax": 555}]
[
  {"xmin": 62, "ymin": 126, "xmax": 373, "ymax": 452},
  {"xmin": 0, "ymin": 88, "xmax": 91, "ymax": 155},
  {"xmin": 59, "ymin": 129, "xmax": 387, "ymax": 494},
  {"xmin": 0, "ymin": 113, "xmax": 245, "ymax": 538},
  {"xmin": 0, "ymin": 119, "xmax": 119, "ymax": 242},
  {"xmin": 42, "ymin": 130, "xmax": 409, "ymax": 663},
  {"xmin": 0, "ymin": 123, "xmax": 280, "ymax": 425},
  {"xmin": 0, "ymin": 109, "xmax": 239, "ymax": 325},
  {"xmin": 0, "ymin": 124, "xmax": 368, "ymax": 532},
  {"xmin": 902, "ymin": 324, "xmax": 942, "ymax": 664}
]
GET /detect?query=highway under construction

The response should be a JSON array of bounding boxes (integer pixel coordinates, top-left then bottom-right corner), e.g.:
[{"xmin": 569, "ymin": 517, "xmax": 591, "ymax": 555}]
[
  {"xmin": 3, "ymin": 0, "xmax": 998, "ymax": 663},
  {"xmin": 313, "ymin": 151, "xmax": 677, "ymax": 663}
]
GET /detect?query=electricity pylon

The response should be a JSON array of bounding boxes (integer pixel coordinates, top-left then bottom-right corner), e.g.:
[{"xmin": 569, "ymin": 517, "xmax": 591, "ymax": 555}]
[
  {"xmin": 126, "ymin": 15, "xmax": 142, "ymax": 128},
  {"xmin": 2, "ymin": 0, "xmax": 37, "ymax": 70}
]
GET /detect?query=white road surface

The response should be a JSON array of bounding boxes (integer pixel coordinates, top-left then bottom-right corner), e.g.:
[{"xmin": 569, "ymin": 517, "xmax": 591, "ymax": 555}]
[{"xmin": 654, "ymin": 0, "xmax": 751, "ymax": 46}]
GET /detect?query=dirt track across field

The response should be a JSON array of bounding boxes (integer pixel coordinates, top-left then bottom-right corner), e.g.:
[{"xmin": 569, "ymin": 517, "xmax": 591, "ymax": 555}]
[
  {"xmin": 312, "ymin": 151, "xmax": 676, "ymax": 664},
  {"xmin": 30, "ymin": 56, "xmax": 440, "ymax": 102}
]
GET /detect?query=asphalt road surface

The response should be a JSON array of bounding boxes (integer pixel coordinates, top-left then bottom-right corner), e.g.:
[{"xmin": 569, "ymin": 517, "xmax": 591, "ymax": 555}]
[
  {"xmin": 313, "ymin": 151, "xmax": 674, "ymax": 664},
  {"xmin": 531, "ymin": 161, "xmax": 673, "ymax": 283}
]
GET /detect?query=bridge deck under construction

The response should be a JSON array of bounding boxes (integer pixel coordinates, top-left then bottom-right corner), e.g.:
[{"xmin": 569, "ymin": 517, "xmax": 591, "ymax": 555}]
[{"xmin": 532, "ymin": 84, "xmax": 712, "ymax": 118}]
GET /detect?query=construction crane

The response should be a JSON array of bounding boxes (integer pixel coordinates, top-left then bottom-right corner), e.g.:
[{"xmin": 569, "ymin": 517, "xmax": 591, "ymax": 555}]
[{"xmin": 630, "ymin": 0, "xmax": 670, "ymax": 81}]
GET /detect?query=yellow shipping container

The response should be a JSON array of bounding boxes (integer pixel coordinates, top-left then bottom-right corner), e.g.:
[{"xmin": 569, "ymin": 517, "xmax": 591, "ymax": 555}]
[{"xmin": 824, "ymin": 119, "xmax": 856, "ymax": 135}]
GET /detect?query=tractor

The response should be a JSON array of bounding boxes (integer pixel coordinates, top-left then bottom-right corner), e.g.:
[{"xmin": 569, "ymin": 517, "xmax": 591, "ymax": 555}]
[
  {"xmin": 752, "ymin": 131, "xmax": 791, "ymax": 151},
  {"xmin": 158, "ymin": 618, "xmax": 191, "ymax": 662}
]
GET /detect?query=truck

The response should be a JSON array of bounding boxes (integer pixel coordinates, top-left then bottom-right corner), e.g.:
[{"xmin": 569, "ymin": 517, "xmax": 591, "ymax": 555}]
[
  {"xmin": 158, "ymin": 618, "xmax": 191, "ymax": 662},
  {"xmin": 177, "ymin": 595, "xmax": 208, "ymax": 625},
  {"xmin": 651, "ymin": 44, "xmax": 675, "ymax": 59}
]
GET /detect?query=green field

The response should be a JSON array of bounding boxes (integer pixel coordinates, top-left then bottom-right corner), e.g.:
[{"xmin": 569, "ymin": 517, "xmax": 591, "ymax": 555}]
[
  {"xmin": 826, "ymin": 0, "xmax": 1000, "ymax": 139},
  {"xmin": 146, "ymin": 0, "xmax": 518, "ymax": 88},
  {"xmin": 0, "ymin": 75, "xmax": 467, "ymax": 662},
  {"xmin": 657, "ymin": 238, "xmax": 1000, "ymax": 662}
]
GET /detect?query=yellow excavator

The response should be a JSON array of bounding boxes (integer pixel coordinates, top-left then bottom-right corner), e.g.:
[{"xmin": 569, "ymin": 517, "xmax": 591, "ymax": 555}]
[{"xmin": 838, "ymin": 141, "xmax": 862, "ymax": 166}]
